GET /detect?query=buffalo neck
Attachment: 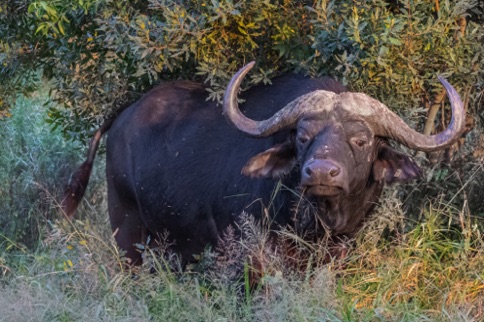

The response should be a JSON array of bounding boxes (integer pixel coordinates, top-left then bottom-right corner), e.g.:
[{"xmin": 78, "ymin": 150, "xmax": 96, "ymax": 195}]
[{"xmin": 291, "ymin": 179, "xmax": 384, "ymax": 238}]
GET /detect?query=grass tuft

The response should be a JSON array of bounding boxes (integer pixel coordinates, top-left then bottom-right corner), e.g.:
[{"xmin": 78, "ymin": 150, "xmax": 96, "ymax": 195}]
[{"xmin": 339, "ymin": 198, "xmax": 484, "ymax": 321}]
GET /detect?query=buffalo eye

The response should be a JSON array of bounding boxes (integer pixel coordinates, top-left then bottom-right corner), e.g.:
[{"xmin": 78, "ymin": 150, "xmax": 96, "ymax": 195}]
[
  {"xmin": 297, "ymin": 135, "xmax": 310, "ymax": 145},
  {"xmin": 352, "ymin": 138, "xmax": 367, "ymax": 147}
]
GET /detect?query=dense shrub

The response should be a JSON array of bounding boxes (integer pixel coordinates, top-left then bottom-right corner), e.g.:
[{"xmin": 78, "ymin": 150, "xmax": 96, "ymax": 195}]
[
  {"xmin": 1, "ymin": 0, "xmax": 482, "ymax": 142},
  {"xmin": 0, "ymin": 93, "xmax": 83, "ymax": 246}
]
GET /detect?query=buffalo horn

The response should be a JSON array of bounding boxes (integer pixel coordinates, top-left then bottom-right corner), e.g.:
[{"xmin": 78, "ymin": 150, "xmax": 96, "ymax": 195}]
[
  {"xmin": 223, "ymin": 62, "xmax": 336, "ymax": 137},
  {"xmin": 224, "ymin": 62, "xmax": 466, "ymax": 151},
  {"xmin": 355, "ymin": 76, "xmax": 465, "ymax": 151}
]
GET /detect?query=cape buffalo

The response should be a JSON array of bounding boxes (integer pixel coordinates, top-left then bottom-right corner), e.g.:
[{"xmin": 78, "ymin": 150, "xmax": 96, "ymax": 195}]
[{"xmin": 61, "ymin": 62, "xmax": 465, "ymax": 265}]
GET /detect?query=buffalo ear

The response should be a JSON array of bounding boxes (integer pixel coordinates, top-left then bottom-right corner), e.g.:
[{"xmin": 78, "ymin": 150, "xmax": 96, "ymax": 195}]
[
  {"xmin": 242, "ymin": 141, "xmax": 296, "ymax": 179},
  {"xmin": 372, "ymin": 141, "xmax": 422, "ymax": 184}
]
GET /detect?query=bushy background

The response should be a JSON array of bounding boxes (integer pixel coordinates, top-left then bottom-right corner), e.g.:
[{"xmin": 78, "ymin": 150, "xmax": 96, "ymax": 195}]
[
  {"xmin": 0, "ymin": 0, "xmax": 483, "ymax": 320},
  {"xmin": 1, "ymin": 0, "xmax": 483, "ymax": 139}
]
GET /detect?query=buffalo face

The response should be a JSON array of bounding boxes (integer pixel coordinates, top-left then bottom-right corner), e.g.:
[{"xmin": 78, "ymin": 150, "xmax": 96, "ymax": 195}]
[
  {"xmin": 296, "ymin": 115, "xmax": 369, "ymax": 197},
  {"xmin": 240, "ymin": 118, "xmax": 422, "ymax": 234}
]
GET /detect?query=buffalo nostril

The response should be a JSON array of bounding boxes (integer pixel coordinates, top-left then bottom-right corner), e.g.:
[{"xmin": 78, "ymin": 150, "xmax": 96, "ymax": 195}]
[
  {"xmin": 304, "ymin": 166, "xmax": 313, "ymax": 176},
  {"xmin": 329, "ymin": 167, "xmax": 340, "ymax": 177}
]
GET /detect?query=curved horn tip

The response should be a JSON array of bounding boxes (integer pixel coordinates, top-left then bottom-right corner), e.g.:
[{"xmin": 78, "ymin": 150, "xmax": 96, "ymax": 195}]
[
  {"xmin": 437, "ymin": 75, "xmax": 464, "ymax": 108},
  {"xmin": 437, "ymin": 75, "xmax": 455, "ymax": 94},
  {"xmin": 234, "ymin": 61, "xmax": 256, "ymax": 79},
  {"xmin": 244, "ymin": 61, "xmax": 256, "ymax": 70},
  {"xmin": 437, "ymin": 75, "xmax": 448, "ymax": 86}
]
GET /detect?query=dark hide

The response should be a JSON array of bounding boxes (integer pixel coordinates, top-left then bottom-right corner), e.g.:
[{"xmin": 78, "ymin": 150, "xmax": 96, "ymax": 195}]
[{"xmin": 63, "ymin": 75, "xmax": 421, "ymax": 265}]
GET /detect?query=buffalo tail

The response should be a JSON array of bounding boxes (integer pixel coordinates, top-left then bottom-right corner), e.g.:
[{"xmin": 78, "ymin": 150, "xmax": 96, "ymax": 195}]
[{"xmin": 60, "ymin": 117, "xmax": 115, "ymax": 219}]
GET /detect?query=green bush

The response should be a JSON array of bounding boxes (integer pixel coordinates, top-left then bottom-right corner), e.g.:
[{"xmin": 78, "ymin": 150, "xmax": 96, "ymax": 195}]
[
  {"xmin": 0, "ymin": 92, "xmax": 83, "ymax": 247},
  {"xmin": 1, "ymin": 0, "xmax": 482, "ymax": 142}
]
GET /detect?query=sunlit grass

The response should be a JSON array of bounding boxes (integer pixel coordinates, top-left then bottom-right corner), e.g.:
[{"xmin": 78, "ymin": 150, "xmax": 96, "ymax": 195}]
[
  {"xmin": 2, "ymin": 197, "xmax": 482, "ymax": 321},
  {"xmin": 339, "ymin": 202, "xmax": 484, "ymax": 321}
]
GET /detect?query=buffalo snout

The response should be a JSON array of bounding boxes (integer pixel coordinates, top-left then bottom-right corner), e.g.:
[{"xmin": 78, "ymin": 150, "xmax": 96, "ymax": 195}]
[{"xmin": 301, "ymin": 159, "xmax": 347, "ymax": 196}]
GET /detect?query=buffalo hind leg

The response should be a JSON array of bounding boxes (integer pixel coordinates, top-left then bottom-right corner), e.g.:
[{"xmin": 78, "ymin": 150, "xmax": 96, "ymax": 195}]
[{"xmin": 108, "ymin": 188, "xmax": 147, "ymax": 267}]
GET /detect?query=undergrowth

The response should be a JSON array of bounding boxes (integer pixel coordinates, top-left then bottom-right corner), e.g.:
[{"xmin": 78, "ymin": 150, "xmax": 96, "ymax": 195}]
[{"xmin": 1, "ymin": 193, "xmax": 482, "ymax": 321}]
